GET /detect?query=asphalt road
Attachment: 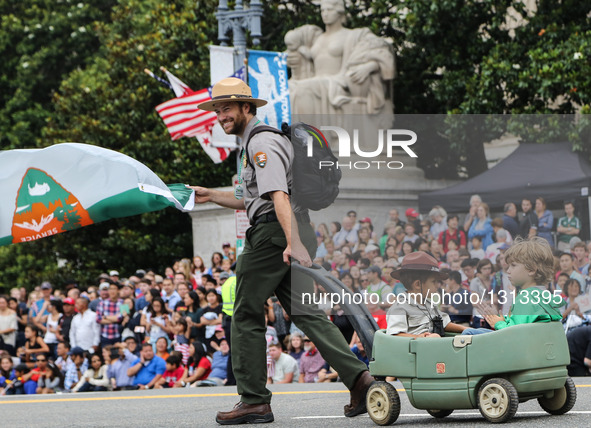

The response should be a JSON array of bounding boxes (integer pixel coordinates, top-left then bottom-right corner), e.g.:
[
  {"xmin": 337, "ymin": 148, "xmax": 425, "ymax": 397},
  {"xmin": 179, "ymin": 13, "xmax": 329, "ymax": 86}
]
[{"xmin": 1, "ymin": 379, "xmax": 590, "ymax": 427}]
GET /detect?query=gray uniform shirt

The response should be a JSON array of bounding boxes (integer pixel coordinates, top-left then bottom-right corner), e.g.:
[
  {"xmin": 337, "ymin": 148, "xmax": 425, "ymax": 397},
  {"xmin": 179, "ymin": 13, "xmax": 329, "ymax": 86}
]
[
  {"xmin": 240, "ymin": 117, "xmax": 294, "ymax": 223},
  {"xmin": 386, "ymin": 293, "xmax": 451, "ymax": 336}
]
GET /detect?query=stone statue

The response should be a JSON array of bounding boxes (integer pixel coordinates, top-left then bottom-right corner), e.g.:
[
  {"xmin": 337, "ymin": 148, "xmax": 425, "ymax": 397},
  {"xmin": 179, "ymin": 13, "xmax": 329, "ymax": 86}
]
[{"xmin": 285, "ymin": 0, "xmax": 395, "ymax": 116}]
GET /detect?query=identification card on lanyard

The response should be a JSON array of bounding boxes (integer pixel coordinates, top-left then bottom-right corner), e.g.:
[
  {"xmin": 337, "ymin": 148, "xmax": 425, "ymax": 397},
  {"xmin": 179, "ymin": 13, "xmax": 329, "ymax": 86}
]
[
  {"xmin": 235, "ymin": 149, "xmax": 247, "ymax": 200},
  {"xmin": 234, "ymin": 184, "xmax": 244, "ymax": 200}
]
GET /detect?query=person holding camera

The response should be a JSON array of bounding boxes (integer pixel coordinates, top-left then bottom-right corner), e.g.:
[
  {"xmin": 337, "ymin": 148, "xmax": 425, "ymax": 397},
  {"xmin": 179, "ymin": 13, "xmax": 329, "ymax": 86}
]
[{"xmin": 107, "ymin": 341, "xmax": 136, "ymax": 390}]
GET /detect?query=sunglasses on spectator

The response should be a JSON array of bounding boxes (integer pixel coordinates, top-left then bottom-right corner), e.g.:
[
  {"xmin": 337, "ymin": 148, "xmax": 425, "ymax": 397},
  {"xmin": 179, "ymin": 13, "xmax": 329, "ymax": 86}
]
[
  {"xmin": 361, "ymin": 279, "xmax": 369, "ymax": 282},
  {"xmin": 303, "ymin": 339, "xmax": 311, "ymax": 343}
]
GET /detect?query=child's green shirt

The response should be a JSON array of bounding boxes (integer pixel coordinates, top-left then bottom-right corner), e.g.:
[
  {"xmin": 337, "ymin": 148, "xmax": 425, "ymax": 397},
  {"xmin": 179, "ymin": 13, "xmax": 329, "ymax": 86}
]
[{"xmin": 495, "ymin": 286, "xmax": 565, "ymax": 330}]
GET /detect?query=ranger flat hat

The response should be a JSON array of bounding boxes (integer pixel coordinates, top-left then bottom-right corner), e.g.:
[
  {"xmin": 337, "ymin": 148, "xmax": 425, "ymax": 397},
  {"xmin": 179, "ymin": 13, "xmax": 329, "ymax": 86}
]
[
  {"xmin": 390, "ymin": 251, "xmax": 448, "ymax": 280},
  {"xmin": 198, "ymin": 77, "xmax": 267, "ymax": 112}
]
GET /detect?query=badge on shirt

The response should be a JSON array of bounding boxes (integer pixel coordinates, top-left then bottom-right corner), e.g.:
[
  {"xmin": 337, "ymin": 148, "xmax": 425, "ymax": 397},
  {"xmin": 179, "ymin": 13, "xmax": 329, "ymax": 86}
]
[{"xmin": 254, "ymin": 152, "xmax": 267, "ymax": 168}]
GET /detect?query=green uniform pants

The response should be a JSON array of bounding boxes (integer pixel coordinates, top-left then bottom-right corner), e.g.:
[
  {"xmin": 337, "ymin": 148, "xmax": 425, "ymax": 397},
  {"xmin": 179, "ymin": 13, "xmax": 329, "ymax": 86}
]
[{"xmin": 232, "ymin": 220, "xmax": 367, "ymax": 404}]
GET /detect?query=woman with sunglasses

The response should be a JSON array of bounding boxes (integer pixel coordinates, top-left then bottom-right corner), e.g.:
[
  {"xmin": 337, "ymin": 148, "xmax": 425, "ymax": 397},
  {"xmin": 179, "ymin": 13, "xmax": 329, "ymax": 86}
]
[
  {"xmin": 20, "ymin": 352, "xmax": 50, "ymax": 393},
  {"xmin": 35, "ymin": 356, "xmax": 63, "ymax": 394}
]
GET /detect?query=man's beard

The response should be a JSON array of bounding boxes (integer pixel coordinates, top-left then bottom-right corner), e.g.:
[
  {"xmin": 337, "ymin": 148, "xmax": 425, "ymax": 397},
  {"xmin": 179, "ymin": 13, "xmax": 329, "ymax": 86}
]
[{"xmin": 220, "ymin": 111, "xmax": 247, "ymax": 135}]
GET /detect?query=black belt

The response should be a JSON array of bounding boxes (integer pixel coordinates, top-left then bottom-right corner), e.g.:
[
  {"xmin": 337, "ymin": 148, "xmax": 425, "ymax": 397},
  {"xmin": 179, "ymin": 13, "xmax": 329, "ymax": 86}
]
[{"xmin": 252, "ymin": 211, "xmax": 310, "ymax": 226}]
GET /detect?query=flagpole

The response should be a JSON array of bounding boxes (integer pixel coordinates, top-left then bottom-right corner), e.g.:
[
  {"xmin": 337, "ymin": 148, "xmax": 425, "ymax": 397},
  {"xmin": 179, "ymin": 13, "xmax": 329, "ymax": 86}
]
[{"xmin": 143, "ymin": 68, "xmax": 173, "ymax": 91}]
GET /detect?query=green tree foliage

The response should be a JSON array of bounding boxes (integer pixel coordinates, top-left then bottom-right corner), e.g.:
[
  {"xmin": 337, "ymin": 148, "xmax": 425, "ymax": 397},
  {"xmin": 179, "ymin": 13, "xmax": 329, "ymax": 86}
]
[
  {"xmin": 460, "ymin": 2, "xmax": 591, "ymax": 156},
  {"xmin": 0, "ymin": 0, "xmax": 117, "ymax": 149},
  {"xmin": 462, "ymin": 1, "xmax": 590, "ymax": 114},
  {"xmin": 1, "ymin": 0, "xmax": 232, "ymax": 290},
  {"xmin": 378, "ymin": 0, "xmax": 517, "ymax": 178},
  {"xmin": 1, "ymin": 0, "xmax": 589, "ymax": 291},
  {"xmin": 260, "ymin": 0, "xmax": 322, "ymax": 51}
]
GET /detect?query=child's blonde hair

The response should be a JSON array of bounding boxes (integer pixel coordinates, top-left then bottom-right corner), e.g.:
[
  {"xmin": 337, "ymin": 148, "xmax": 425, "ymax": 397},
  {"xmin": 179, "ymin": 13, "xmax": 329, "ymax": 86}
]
[{"xmin": 504, "ymin": 237, "xmax": 554, "ymax": 285}]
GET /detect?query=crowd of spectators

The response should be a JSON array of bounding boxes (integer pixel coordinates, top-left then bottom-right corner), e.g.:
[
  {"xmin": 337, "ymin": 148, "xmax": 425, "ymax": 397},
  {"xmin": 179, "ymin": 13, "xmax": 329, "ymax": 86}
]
[
  {"xmin": 310, "ymin": 198, "xmax": 591, "ymax": 377},
  {"xmin": 1, "ymin": 196, "xmax": 591, "ymax": 396},
  {"xmin": 0, "ymin": 255, "xmax": 239, "ymax": 395}
]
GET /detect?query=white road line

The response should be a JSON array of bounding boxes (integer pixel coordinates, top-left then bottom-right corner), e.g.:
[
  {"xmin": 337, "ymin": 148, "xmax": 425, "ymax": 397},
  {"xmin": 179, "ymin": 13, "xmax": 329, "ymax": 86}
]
[{"xmin": 293, "ymin": 410, "xmax": 591, "ymax": 419}]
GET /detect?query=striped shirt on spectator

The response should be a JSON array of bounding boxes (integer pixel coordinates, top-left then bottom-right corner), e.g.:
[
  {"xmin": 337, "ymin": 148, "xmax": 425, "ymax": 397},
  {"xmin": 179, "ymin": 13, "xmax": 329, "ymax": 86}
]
[{"xmin": 174, "ymin": 334, "xmax": 191, "ymax": 366}]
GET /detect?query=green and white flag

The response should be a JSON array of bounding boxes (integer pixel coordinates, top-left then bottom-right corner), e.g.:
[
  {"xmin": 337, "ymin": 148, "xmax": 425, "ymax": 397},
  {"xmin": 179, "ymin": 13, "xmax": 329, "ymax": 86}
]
[{"xmin": 0, "ymin": 143, "xmax": 194, "ymax": 247}]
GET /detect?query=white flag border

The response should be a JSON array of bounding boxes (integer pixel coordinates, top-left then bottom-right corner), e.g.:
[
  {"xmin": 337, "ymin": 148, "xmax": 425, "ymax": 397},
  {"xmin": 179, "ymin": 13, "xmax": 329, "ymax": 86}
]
[{"xmin": 138, "ymin": 183, "xmax": 195, "ymax": 212}]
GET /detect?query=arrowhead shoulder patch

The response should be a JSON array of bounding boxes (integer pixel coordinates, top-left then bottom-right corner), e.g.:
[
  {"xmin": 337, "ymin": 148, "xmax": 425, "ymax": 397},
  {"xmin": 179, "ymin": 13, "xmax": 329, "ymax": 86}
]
[{"xmin": 254, "ymin": 152, "xmax": 267, "ymax": 168}]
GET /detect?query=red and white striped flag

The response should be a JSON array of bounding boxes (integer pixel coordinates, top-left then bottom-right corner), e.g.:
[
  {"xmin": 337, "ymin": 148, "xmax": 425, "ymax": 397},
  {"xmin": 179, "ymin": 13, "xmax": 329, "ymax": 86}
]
[
  {"xmin": 155, "ymin": 69, "xmax": 230, "ymax": 164},
  {"xmin": 155, "ymin": 87, "xmax": 217, "ymax": 140}
]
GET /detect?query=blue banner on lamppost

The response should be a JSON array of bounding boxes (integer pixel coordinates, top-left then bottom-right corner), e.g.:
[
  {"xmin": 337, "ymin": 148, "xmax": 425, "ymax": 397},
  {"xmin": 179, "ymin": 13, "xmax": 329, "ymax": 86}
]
[{"xmin": 247, "ymin": 50, "xmax": 291, "ymax": 128}]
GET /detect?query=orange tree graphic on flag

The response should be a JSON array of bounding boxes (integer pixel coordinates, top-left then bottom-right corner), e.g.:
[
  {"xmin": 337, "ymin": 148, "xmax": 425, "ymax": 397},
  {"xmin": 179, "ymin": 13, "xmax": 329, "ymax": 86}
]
[{"xmin": 11, "ymin": 168, "xmax": 93, "ymax": 244}]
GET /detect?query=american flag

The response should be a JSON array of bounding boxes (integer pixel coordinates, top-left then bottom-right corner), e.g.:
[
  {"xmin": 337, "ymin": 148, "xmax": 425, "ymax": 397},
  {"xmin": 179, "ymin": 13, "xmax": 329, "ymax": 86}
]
[
  {"xmin": 155, "ymin": 68, "xmax": 245, "ymax": 164},
  {"xmin": 174, "ymin": 341, "xmax": 191, "ymax": 366},
  {"xmin": 155, "ymin": 87, "xmax": 217, "ymax": 141}
]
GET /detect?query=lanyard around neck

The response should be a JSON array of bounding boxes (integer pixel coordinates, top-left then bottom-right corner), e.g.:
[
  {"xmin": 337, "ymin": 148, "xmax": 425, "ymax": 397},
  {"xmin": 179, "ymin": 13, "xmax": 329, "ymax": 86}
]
[{"xmin": 237, "ymin": 120, "xmax": 261, "ymax": 184}]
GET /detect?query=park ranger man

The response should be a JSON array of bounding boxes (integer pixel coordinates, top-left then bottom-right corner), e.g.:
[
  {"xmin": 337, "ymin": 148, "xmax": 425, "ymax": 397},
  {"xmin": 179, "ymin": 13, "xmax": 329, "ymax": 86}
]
[{"xmin": 189, "ymin": 77, "xmax": 373, "ymax": 425}]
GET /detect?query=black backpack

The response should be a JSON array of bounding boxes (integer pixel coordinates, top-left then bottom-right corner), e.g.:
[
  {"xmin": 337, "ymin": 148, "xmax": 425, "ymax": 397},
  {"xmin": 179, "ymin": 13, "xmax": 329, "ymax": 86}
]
[{"xmin": 245, "ymin": 122, "xmax": 341, "ymax": 211}]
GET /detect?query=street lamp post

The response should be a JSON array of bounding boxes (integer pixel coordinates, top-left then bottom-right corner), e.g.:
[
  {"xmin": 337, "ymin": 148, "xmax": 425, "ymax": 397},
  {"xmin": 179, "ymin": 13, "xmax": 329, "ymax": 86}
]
[{"xmin": 216, "ymin": 0, "xmax": 263, "ymax": 72}]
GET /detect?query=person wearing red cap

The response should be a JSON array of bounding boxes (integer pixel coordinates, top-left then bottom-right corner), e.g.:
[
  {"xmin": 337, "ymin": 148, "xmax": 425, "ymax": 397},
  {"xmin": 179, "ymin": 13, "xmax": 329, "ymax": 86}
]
[
  {"xmin": 358, "ymin": 217, "xmax": 378, "ymax": 242},
  {"xmin": 405, "ymin": 207, "xmax": 417, "ymax": 218},
  {"xmin": 386, "ymin": 252, "xmax": 468, "ymax": 337},
  {"xmin": 360, "ymin": 217, "xmax": 371, "ymax": 224},
  {"xmin": 58, "ymin": 298, "xmax": 76, "ymax": 345},
  {"xmin": 404, "ymin": 208, "xmax": 422, "ymax": 234}
]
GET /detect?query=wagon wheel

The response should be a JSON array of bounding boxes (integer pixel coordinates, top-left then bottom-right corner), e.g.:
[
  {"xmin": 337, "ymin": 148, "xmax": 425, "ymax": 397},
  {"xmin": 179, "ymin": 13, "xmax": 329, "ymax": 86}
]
[
  {"xmin": 538, "ymin": 377, "xmax": 577, "ymax": 415},
  {"xmin": 477, "ymin": 378, "xmax": 519, "ymax": 423},
  {"xmin": 366, "ymin": 381, "xmax": 400, "ymax": 426},
  {"xmin": 427, "ymin": 409, "xmax": 454, "ymax": 418}
]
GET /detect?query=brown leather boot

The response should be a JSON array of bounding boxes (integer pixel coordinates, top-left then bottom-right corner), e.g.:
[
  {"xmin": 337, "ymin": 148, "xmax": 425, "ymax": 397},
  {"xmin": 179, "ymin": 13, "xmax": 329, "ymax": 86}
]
[
  {"xmin": 215, "ymin": 402, "xmax": 274, "ymax": 425},
  {"xmin": 344, "ymin": 371, "xmax": 375, "ymax": 417}
]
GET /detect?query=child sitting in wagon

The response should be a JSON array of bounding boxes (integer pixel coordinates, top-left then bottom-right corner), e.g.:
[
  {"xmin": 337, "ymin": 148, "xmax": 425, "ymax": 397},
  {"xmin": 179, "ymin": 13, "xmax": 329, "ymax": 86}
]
[
  {"xmin": 386, "ymin": 252, "xmax": 468, "ymax": 337},
  {"xmin": 463, "ymin": 237, "xmax": 565, "ymax": 334}
]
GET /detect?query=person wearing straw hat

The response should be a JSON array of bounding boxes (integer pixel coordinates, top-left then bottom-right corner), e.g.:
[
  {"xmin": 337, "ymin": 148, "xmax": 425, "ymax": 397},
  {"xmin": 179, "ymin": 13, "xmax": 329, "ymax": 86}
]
[
  {"xmin": 386, "ymin": 251, "xmax": 468, "ymax": 337},
  {"xmin": 188, "ymin": 77, "xmax": 372, "ymax": 425}
]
